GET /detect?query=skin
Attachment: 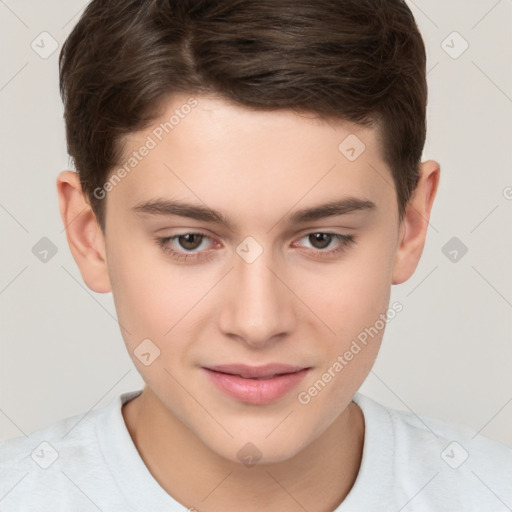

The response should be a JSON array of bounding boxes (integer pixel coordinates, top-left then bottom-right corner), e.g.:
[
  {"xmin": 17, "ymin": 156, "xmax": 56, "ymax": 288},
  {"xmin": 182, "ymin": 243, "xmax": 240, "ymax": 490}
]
[{"xmin": 56, "ymin": 93, "xmax": 439, "ymax": 512}]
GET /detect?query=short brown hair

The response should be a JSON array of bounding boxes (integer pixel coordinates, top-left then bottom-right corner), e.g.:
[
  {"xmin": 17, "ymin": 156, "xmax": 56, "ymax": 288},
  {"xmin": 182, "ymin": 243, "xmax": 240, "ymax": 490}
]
[{"xmin": 59, "ymin": 0, "xmax": 427, "ymax": 231}]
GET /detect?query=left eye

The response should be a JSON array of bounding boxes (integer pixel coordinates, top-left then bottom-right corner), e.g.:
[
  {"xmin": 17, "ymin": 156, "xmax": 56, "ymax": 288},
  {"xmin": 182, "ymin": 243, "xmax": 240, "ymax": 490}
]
[
  {"xmin": 293, "ymin": 232, "xmax": 356, "ymax": 259},
  {"xmin": 300, "ymin": 232, "xmax": 350, "ymax": 250}
]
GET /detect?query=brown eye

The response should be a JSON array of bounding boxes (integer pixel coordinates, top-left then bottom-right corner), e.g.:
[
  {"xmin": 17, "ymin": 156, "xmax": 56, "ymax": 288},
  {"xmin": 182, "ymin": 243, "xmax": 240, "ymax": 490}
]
[
  {"xmin": 308, "ymin": 233, "xmax": 333, "ymax": 249},
  {"xmin": 177, "ymin": 234, "xmax": 204, "ymax": 250},
  {"xmin": 155, "ymin": 232, "xmax": 216, "ymax": 263},
  {"xmin": 295, "ymin": 232, "xmax": 356, "ymax": 260}
]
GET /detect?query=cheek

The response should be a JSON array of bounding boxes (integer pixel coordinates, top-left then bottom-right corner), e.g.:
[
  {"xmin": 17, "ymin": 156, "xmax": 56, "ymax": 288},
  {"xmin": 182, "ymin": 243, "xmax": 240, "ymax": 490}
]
[
  {"xmin": 294, "ymin": 248, "xmax": 395, "ymax": 426},
  {"xmin": 297, "ymin": 230, "xmax": 396, "ymax": 341},
  {"xmin": 106, "ymin": 233, "xmax": 222, "ymax": 365},
  {"xmin": 106, "ymin": 233, "xmax": 183, "ymax": 342},
  {"xmin": 106, "ymin": 242, "xmax": 199, "ymax": 397}
]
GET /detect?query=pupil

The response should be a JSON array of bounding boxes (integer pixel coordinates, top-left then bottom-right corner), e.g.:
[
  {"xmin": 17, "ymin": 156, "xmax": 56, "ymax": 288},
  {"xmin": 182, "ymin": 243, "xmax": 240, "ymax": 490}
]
[{"xmin": 310, "ymin": 233, "xmax": 331, "ymax": 249}]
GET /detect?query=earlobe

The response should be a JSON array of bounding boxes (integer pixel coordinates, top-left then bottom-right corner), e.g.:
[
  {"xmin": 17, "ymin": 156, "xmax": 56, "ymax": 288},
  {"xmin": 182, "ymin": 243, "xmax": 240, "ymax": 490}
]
[
  {"xmin": 56, "ymin": 170, "xmax": 112, "ymax": 293},
  {"xmin": 392, "ymin": 160, "xmax": 440, "ymax": 285}
]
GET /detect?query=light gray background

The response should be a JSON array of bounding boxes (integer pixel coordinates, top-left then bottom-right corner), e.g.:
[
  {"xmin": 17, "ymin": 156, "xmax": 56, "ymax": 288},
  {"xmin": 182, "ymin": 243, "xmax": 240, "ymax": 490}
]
[{"xmin": 1, "ymin": 1, "xmax": 511, "ymax": 448}]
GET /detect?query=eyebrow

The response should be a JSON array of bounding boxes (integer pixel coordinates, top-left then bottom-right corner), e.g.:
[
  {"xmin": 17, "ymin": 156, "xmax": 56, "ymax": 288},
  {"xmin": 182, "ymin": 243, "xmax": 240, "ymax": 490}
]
[{"xmin": 132, "ymin": 196, "xmax": 376, "ymax": 230}]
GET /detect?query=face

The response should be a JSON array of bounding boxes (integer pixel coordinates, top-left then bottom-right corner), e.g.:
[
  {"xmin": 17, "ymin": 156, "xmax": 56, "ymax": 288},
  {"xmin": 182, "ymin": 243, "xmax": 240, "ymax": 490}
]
[{"xmin": 90, "ymin": 94, "xmax": 405, "ymax": 463}]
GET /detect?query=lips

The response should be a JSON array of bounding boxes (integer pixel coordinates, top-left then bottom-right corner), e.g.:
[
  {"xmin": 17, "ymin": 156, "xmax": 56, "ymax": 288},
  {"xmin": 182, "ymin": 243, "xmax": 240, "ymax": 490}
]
[
  {"xmin": 204, "ymin": 363, "xmax": 307, "ymax": 379},
  {"xmin": 202, "ymin": 363, "xmax": 311, "ymax": 405}
]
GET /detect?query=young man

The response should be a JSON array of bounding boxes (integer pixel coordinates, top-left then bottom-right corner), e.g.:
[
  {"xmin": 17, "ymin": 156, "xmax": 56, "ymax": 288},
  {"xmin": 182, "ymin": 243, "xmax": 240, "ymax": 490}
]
[{"xmin": 1, "ymin": 0, "xmax": 510, "ymax": 511}]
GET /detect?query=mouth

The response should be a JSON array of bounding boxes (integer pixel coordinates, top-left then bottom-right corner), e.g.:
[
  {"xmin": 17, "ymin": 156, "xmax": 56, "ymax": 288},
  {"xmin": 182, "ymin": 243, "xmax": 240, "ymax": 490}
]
[{"xmin": 201, "ymin": 363, "xmax": 311, "ymax": 405}]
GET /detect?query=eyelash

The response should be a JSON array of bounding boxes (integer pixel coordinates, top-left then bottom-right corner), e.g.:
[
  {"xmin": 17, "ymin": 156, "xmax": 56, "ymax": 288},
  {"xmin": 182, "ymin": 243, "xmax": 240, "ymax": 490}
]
[{"xmin": 155, "ymin": 232, "xmax": 356, "ymax": 263}]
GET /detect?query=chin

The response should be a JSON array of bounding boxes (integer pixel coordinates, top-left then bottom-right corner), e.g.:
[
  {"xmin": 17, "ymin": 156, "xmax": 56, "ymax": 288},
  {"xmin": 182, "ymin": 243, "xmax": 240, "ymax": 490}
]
[{"xmin": 206, "ymin": 432, "xmax": 307, "ymax": 467}]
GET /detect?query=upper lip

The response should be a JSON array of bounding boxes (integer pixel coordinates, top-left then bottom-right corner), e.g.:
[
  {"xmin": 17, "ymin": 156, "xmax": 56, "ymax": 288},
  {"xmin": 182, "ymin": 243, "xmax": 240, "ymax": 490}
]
[{"xmin": 204, "ymin": 363, "xmax": 308, "ymax": 379}]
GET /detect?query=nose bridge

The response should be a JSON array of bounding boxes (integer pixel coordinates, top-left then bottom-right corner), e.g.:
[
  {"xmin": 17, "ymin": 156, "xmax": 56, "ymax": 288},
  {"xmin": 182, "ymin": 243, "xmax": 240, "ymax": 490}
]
[{"xmin": 220, "ymin": 238, "xmax": 293, "ymax": 346}]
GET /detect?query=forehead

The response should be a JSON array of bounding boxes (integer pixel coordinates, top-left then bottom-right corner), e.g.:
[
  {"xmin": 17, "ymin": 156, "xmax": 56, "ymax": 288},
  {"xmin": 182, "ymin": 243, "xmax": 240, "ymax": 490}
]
[{"xmin": 109, "ymin": 93, "xmax": 394, "ymax": 227}]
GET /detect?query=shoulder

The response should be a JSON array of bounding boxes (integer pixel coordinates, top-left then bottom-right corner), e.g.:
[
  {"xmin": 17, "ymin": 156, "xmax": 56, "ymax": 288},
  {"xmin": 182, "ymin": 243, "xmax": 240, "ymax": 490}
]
[
  {"xmin": 382, "ymin": 397, "xmax": 512, "ymax": 472},
  {"xmin": 1, "ymin": 407, "xmax": 94, "ymax": 465},
  {"xmin": 0, "ymin": 394, "xmax": 126, "ymax": 511},
  {"xmin": 349, "ymin": 393, "xmax": 512, "ymax": 511}
]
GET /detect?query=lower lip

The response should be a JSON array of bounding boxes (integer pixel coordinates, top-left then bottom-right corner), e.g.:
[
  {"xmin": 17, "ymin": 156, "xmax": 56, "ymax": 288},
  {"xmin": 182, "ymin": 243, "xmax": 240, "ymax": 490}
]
[{"xmin": 202, "ymin": 368, "xmax": 310, "ymax": 405}]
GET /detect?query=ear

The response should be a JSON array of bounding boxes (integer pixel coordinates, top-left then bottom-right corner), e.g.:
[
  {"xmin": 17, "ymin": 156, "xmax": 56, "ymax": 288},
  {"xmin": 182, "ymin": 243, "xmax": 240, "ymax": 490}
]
[
  {"xmin": 56, "ymin": 170, "xmax": 112, "ymax": 293},
  {"xmin": 392, "ymin": 160, "xmax": 440, "ymax": 284}
]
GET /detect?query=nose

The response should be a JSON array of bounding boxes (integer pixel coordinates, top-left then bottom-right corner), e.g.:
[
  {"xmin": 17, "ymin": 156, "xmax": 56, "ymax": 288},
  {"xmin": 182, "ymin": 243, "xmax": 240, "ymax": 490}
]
[{"xmin": 219, "ymin": 244, "xmax": 296, "ymax": 349}]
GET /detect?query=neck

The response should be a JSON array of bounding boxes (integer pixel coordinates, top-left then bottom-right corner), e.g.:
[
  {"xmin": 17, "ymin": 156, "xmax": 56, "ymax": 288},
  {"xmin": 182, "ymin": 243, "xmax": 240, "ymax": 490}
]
[{"xmin": 122, "ymin": 387, "xmax": 364, "ymax": 512}]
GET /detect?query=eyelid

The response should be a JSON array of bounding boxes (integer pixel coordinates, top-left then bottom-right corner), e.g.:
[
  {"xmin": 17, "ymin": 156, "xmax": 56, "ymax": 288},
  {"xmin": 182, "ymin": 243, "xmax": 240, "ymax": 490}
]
[
  {"xmin": 292, "ymin": 233, "xmax": 355, "ymax": 255},
  {"xmin": 161, "ymin": 231, "xmax": 217, "ymax": 251},
  {"xmin": 155, "ymin": 232, "xmax": 216, "ymax": 263}
]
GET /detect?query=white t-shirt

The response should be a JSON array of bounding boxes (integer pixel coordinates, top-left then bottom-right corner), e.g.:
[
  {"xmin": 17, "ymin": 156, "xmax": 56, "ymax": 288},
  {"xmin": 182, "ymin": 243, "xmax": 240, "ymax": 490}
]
[{"xmin": 1, "ymin": 389, "xmax": 511, "ymax": 511}]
